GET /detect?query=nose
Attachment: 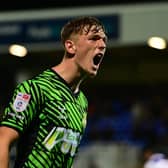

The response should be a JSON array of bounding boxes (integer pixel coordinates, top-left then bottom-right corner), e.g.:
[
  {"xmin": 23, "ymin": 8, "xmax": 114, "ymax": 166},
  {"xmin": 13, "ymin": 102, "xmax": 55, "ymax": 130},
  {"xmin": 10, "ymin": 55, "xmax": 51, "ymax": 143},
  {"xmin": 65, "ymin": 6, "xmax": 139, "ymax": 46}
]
[{"xmin": 98, "ymin": 39, "xmax": 106, "ymax": 50}]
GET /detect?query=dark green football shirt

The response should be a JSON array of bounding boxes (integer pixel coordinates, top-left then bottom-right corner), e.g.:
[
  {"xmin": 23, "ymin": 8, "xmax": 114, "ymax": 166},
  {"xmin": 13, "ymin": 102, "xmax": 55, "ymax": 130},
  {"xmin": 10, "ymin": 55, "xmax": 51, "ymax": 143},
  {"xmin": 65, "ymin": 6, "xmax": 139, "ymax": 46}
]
[{"xmin": 0, "ymin": 69, "xmax": 88, "ymax": 168}]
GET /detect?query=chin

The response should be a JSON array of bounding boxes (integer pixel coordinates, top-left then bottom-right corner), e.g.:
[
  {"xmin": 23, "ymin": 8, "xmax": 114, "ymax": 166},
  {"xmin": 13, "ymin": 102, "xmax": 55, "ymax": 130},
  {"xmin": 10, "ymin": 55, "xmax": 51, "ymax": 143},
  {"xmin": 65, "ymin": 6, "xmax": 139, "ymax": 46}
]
[
  {"xmin": 82, "ymin": 68, "xmax": 98, "ymax": 78},
  {"xmin": 88, "ymin": 71, "xmax": 97, "ymax": 78}
]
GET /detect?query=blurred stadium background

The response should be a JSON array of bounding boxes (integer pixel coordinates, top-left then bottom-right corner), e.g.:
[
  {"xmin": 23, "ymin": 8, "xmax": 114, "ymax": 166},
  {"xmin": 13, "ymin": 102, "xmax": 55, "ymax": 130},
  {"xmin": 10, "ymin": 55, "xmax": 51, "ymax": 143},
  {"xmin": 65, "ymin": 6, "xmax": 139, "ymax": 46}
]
[{"xmin": 1, "ymin": 1, "xmax": 168, "ymax": 168}]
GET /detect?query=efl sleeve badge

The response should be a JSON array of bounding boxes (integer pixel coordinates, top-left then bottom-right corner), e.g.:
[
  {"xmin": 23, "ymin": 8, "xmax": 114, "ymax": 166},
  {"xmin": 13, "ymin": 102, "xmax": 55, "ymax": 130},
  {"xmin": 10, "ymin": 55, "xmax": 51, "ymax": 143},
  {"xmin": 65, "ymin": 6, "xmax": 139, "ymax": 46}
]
[{"xmin": 13, "ymin": 92, "xmax": 31, "ymax": 112}]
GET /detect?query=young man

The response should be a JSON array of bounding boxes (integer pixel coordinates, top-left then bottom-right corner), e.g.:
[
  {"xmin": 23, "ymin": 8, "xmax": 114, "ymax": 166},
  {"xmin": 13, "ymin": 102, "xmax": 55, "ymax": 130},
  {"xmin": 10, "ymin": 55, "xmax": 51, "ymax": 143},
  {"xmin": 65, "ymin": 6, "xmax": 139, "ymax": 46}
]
[{"xmin": 0, "ymin": 16, "xmax": 107, "ymax": 168}]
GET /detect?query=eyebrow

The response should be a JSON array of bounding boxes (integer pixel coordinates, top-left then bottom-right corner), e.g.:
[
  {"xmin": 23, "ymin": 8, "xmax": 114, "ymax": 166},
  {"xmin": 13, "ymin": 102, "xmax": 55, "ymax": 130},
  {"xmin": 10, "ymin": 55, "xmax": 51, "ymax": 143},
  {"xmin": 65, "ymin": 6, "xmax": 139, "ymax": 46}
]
[{"xmin": 90, "ymin": 33, "xmax": 108, "ymax": 42}]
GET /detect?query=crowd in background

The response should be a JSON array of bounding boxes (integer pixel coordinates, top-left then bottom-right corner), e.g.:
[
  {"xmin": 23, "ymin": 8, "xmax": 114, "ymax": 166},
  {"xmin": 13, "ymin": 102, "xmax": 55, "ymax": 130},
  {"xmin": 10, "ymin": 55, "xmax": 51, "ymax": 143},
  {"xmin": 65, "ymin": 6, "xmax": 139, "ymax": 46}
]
[
  {"xmin": 82, "ymin": 84, "xmax": 168, "ymax": 146},
  {"xmin": 80, "ymin": 84, "xmax": 168, "ymax": 167}
]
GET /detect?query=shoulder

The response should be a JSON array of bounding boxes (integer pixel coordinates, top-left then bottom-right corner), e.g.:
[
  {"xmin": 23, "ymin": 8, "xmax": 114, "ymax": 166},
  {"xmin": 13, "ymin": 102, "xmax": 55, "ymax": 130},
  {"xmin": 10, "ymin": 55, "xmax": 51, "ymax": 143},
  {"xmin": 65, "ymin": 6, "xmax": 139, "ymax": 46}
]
[
  {"xmin": 32, "ymin": 69, "xmax": 56, "ymax": 87},
  {"xmin": 13, "ymin": 70, "xmax": 48, "ymax": 97}
]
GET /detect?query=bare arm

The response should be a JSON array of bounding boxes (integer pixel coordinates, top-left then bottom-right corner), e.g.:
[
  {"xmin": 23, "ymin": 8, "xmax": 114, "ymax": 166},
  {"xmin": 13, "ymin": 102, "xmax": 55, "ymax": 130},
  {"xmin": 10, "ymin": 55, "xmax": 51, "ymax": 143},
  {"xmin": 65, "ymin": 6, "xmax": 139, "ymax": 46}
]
[{"xmin": 0, "ymin": 126, "xmax": 19, "ymax": 168}]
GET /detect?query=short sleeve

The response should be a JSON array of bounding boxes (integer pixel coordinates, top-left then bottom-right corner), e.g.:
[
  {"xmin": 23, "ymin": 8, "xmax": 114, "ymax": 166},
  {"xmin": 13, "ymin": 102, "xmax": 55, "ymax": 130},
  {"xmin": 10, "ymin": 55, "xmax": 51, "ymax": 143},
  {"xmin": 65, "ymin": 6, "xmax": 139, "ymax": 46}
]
[{"xmin": 0, "ymin": 79, "xmax": 44, "ymax": 133}]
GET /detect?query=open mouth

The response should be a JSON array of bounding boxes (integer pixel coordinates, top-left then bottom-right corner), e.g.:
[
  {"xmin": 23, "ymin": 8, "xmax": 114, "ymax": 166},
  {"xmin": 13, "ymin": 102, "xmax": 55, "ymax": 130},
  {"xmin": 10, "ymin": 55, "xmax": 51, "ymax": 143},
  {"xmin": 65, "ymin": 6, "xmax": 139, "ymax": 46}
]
[{"xmin": 93, "ymin": 53, "xmax": 103, "ymax": 66}]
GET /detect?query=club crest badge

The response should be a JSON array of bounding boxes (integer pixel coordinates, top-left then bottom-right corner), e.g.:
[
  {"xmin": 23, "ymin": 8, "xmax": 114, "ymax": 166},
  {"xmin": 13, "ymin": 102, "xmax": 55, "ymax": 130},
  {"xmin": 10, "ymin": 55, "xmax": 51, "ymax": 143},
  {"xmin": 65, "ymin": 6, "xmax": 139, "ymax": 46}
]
[{"xmin": 13, "ymin": 92, "xmax": 31, "ymax": 112}]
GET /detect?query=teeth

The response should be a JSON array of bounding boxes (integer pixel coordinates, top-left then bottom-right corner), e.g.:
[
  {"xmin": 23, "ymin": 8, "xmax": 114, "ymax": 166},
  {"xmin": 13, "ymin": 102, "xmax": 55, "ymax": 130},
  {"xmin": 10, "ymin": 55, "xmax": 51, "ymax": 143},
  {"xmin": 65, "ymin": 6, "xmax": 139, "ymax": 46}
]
[{"xmin": 97, "ymin": 53, "xmax": 103, "ymax": 57}]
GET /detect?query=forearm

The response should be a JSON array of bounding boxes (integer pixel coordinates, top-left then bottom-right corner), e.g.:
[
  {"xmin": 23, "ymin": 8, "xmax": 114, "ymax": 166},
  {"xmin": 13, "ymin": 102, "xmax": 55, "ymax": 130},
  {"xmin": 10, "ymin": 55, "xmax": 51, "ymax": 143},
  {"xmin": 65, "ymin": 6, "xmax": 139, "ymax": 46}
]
[
  {"xmin": 0, "ymin": 126, "xmax": 19, "ymax": 168},
  {"xmin": 0, "ymin": 143, "xmax": 10, "ymax": 168}
]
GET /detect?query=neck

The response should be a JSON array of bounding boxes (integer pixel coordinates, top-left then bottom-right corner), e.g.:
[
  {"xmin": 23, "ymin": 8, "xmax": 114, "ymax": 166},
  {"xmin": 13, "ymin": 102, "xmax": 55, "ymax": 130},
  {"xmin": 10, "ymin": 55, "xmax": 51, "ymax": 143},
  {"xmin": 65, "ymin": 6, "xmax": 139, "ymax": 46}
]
[{"xmin": 52, "ymin": 57, "xmax": 85, "ymax": 93}]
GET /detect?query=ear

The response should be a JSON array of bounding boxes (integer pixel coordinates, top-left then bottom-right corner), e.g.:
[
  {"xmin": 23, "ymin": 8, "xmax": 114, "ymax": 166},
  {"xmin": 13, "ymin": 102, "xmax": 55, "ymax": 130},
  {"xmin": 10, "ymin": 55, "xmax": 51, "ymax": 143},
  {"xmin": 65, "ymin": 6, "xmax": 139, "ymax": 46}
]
[{"xmin": 65, "ymin": 40, "xmax": 76, "ymax": 54}]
